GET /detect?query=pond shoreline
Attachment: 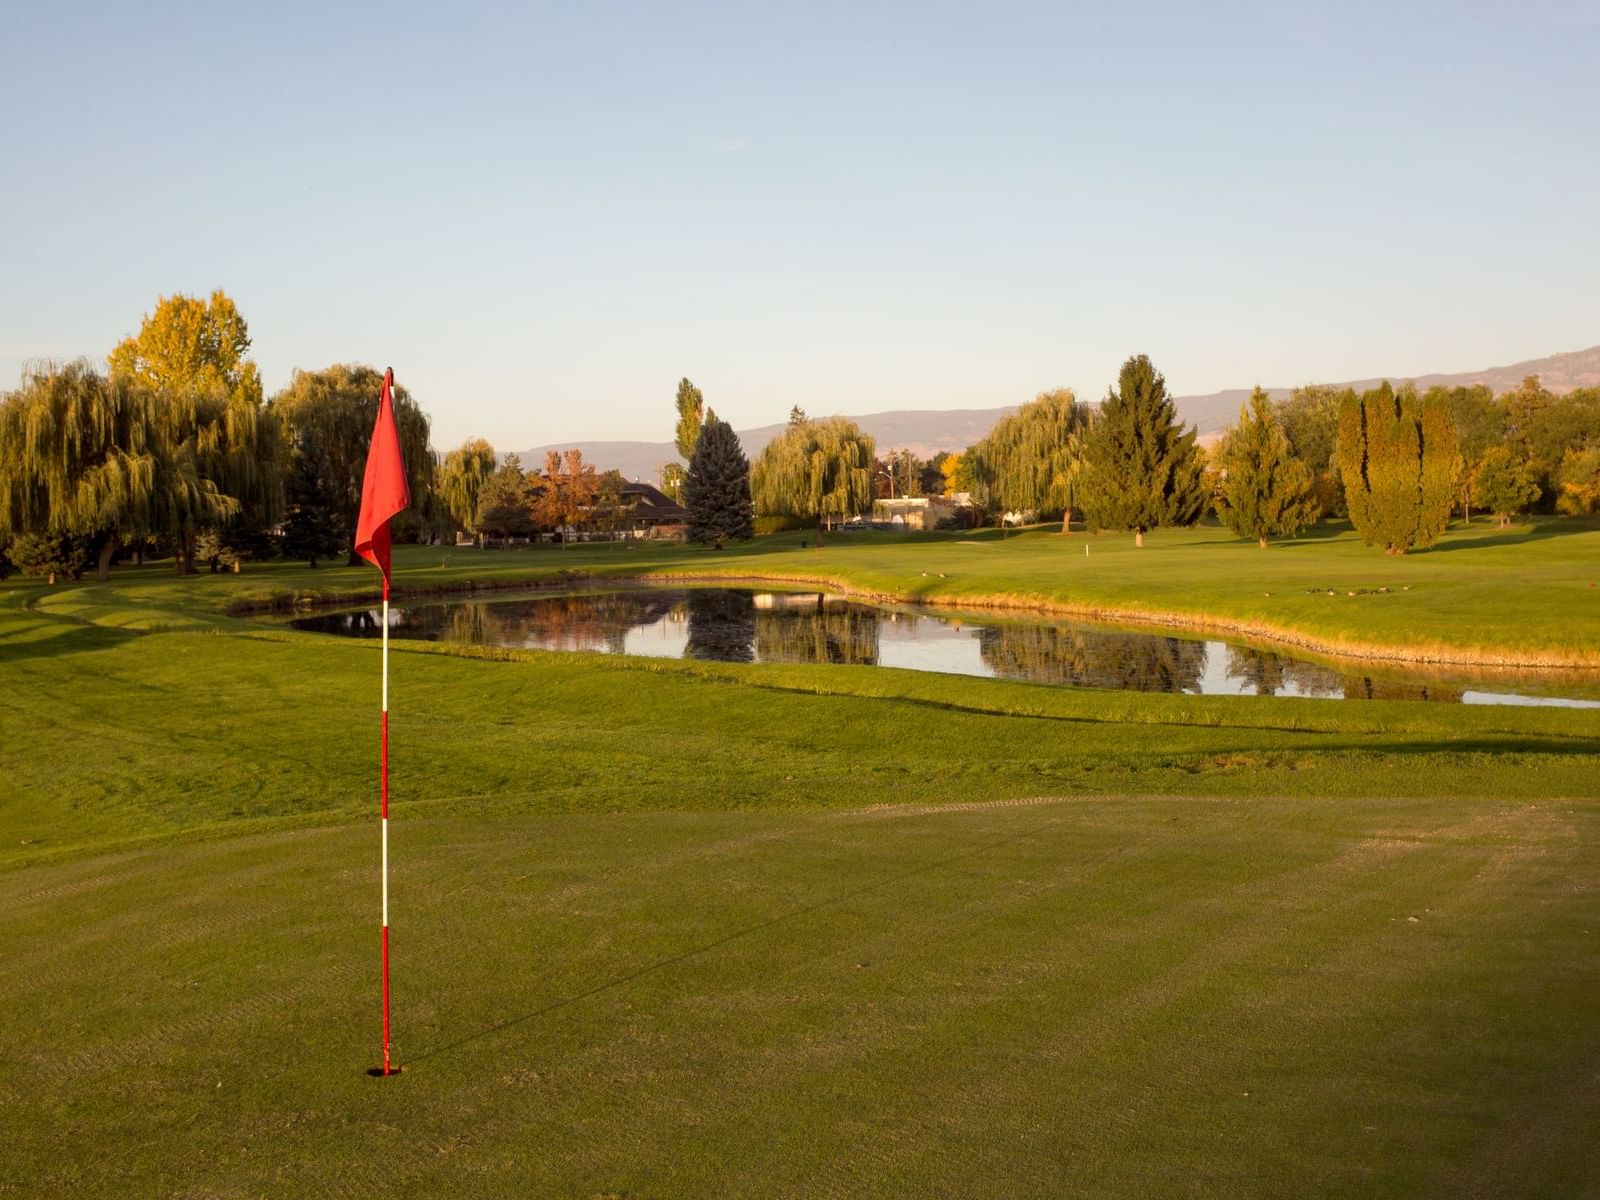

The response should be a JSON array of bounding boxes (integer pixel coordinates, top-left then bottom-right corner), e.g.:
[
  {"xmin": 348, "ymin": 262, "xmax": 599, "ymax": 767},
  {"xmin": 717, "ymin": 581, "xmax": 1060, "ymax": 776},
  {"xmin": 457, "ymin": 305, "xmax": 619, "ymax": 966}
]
[
  {"xmin": 238, "ymin": 567, "xmax": 1600, "ymax": 674},
  {"xmin": 640, "ymin": 571, "xmax": 1600, "ymax": 674}
]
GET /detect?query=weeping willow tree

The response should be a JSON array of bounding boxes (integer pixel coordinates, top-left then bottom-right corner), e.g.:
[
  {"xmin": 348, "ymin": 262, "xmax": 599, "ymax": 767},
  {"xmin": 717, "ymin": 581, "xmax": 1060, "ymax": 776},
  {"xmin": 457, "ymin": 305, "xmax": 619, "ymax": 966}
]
[
  {"xmin": 962, "ymin": 389, "xmax": 1090, "ymax": 531},
  {"xmin": 438, "ymin": 438, "xmax": 498, "ymax": 539},
  {"xmin": 109, "ymin": 291, "xmax": 282, "ymax": 571},
  {"xmin": 0, "ymin": 361, "xmax": 239, "ymax": 581},
  {"xmin": 142, "ymin": 386, "xmax": 282, "ymax": 571},
  {"xmin": 270, "ymin": 365, "xmax": 435, "ymax": 560},
  {"xmin": 751, "ymin": 416, "xmax": 874, "ymax": 543}
]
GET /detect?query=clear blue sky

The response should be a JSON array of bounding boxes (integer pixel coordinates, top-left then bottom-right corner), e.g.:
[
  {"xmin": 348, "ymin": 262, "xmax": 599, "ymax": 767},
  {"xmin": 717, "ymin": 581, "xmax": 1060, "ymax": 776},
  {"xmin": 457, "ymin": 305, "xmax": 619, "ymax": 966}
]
[{"xmin": 3, "ymin": 1, "xmax": 1597, "ymax": 450}]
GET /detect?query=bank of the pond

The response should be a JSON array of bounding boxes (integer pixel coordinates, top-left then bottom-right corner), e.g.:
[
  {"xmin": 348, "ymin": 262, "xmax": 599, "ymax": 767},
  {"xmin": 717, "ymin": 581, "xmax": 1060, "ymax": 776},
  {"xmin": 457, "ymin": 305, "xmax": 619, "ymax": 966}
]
[
  {"xmin": 636, "ymin": 569, "xmax": 1600, "ymax": 671},
  {"xmin": 238, "ymin": 565, "xmax": 1599, "ymax": 671},
  {"xmin": 286, "ymin": 584, "xmax": 1600, "ymax": 705},
  {"xmin": 240, "ymin": 563, "xmax": 1600, "ymax": 674},
  {"xmin": 30, "ymin": 519, "xmax": 1600, "ymax": 669}
]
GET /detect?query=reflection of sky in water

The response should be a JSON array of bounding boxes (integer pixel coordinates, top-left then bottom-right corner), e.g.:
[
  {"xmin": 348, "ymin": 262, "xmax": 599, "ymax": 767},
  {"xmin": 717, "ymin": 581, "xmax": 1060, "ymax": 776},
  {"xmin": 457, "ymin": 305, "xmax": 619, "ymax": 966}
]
[
  {"xmin": 1462, "ymin": 690, "xmax": 1600, "ymax": 708},
  {"xmin": 623, "ymin": 620, "xmax": 687, "ymax": 658},
  {"xmin": 1198, "ymin": 642, "xmax": 1250, "ymax": 696},
  {"xmin": 872, "ymin": 614, "xmax": 990, "ymax": 677},
  {"xmin": 294, "ymin": 589, "xmax": 1600, "ymax": 708}
]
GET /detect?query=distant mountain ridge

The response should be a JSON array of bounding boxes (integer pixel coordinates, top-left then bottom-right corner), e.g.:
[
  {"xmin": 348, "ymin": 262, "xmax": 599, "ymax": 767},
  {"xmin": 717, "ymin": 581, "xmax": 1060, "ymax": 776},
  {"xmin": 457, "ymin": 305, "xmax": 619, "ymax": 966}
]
[{"xmin": 512, "ymin": 343, "xmax": 1600, "ymax": 483}]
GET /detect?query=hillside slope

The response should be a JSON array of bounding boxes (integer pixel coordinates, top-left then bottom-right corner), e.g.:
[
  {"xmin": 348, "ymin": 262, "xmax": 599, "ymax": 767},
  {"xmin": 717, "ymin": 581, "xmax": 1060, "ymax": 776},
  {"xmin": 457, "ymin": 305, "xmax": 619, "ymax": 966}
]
[{"xmin": 514, "ymin": 344, "xmax": 1600, "ymax": 479}]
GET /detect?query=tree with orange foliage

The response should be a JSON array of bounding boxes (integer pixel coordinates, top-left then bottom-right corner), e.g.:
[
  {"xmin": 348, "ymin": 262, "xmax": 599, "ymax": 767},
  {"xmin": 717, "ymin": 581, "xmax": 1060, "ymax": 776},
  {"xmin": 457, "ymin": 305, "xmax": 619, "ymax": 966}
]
[{"xmin": 531, "ymin": 449, "xmax": 599, "ymax": 545}]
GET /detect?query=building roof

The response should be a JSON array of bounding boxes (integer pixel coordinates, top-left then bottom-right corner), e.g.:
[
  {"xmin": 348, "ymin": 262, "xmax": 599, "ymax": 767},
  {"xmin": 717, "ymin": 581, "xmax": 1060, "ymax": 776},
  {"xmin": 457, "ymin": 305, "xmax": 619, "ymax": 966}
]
[{"xmin": 621, "ymin": 481, "xmax": 688, "ymax": 521}]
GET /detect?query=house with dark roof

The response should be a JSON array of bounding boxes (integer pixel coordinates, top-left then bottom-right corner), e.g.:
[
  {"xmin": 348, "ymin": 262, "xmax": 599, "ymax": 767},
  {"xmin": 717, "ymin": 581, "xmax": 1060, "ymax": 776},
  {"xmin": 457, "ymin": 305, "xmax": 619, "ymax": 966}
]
[{"xmin": 614, "ymin": 482, "xmax": 689, "ymax": 538}]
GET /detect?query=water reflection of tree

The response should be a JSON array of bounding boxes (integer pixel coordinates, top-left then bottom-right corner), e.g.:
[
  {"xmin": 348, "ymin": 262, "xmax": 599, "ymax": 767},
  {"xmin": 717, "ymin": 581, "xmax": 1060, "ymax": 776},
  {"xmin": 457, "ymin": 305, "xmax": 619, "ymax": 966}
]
[
  {"xmin": 977, "ymin": 625, "xmax": 1206, "ymax": 692},
  {"xmin": 442, "ymin": 602, "xmax": 503, "ymax": 646},
  {"xmin": 339, "ymin": 591, "xmax": 686, "ymax": 654},
  {"xmin": 1341, "ymin": 675, "xmax": 1463, "ymax": 703},
  {"xmin": 500, "ymin": 592, "xmax": 680, "ymax": 654},
  {"xmin": 685, "ymin": 590, "xmax": 756, "ymax": 662},
  {"xmin": 755, "ymin": 600, "xmax": 880, "ymax": 665},
  {"xmin": 1225, "ymin": 646, "xmax": 1343, "ymax": 697}
]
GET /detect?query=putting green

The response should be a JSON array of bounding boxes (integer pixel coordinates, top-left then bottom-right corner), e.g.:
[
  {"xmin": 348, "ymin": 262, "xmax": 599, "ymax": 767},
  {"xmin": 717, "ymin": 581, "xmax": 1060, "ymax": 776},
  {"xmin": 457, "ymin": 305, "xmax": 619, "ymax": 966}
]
[{"xmin": 4, "ymin": 797, "xmax": 1596, "ymax": 1197}]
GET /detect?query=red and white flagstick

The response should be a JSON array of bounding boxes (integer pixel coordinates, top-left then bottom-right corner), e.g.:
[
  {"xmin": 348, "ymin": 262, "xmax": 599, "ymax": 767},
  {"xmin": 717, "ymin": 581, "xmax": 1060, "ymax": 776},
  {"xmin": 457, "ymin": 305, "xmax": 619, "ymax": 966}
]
[
  {"xmin": 355, "ymin": 364, "xmax": 408, "ymax": 1077},
  {"xmin": 380, "ymin": 575, "xmax": 393, "ymax": 1075}
]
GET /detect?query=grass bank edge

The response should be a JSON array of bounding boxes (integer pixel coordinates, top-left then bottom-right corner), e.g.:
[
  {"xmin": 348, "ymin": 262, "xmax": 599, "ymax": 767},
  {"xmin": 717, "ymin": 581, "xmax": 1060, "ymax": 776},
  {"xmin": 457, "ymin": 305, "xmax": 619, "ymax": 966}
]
[{"xmin": 18, "ymin": 547, "xmax": 1600, "ymax": 669}]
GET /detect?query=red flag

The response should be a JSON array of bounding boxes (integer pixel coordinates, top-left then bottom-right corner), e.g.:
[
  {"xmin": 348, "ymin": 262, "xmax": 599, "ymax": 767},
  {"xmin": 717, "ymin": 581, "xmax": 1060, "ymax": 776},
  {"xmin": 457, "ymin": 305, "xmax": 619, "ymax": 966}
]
[{"xmin": 354, "ymin": 368, "xmax": 411, "ymax": 585}]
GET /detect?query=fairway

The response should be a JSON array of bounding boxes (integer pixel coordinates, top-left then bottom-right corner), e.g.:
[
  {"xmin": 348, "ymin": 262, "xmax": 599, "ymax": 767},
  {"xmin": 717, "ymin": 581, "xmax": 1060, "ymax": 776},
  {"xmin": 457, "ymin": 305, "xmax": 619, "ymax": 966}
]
[
  {"xmin": 5, "ymin": 796, "xmax": 1598, "ymax": 1197},
  {"xmin": 3, "ymin": 531, "xmax": 1600, "ymax": 1197}
]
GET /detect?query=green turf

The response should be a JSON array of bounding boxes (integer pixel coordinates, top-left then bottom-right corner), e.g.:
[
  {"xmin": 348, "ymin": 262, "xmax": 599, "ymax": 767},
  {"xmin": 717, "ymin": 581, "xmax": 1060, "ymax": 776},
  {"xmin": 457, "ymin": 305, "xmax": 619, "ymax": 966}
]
[
  {"xmin": 26, "ymin": 515, "xmax": 1600, "ymax": 664},
  {"xmin": 5, "ymin": 800, "xmax": 1598, "ymax": 1198},
  {"xmin": 2, "ymin": 529, "xmax": 1599, "ymax": 1197}
]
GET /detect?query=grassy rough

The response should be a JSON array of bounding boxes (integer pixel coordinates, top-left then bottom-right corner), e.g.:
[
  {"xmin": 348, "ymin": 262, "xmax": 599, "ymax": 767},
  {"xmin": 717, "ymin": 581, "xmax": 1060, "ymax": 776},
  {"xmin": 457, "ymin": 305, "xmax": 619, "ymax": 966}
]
[{"xmin": 2, "ymin": 532, "xmax": 1599, "ymax": 1197}]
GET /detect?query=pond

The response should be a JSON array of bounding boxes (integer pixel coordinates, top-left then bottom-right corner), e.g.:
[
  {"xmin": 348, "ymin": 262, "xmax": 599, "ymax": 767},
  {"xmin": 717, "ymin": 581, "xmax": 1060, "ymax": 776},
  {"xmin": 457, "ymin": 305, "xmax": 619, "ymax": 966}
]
[{"xmin": 288, "ymin": 586, "xmax": 1600, "ymax": 707}]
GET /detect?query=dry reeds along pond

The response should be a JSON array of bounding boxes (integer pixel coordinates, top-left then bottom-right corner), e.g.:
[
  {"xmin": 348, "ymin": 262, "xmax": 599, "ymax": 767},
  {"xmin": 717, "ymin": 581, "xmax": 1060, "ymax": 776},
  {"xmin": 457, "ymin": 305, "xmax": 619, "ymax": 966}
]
[{"xmin": 290, "ymin": 586, "xmax": 1600, "ymax": 707}]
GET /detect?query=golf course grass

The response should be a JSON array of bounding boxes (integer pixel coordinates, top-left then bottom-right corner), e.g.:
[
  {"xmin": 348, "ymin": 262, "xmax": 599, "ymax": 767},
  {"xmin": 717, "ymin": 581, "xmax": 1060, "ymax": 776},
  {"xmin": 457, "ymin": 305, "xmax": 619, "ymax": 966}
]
[{"xmin": 2, "ymin": 522, "xmax": 1598, "ymax": 1197}]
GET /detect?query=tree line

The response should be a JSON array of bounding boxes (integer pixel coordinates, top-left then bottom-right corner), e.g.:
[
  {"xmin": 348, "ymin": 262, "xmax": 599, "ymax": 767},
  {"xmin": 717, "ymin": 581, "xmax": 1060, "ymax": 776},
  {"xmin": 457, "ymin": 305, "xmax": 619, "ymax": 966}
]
[
  {"xmin": 653, "ymin": 355, "xmax": 1600, "ymax": 555},
  {"xmin": 0, "ymin": 291, "xmax": 665, "ymax": 580},
  {"xmin": 879, "ymin": 358, "xmax": 1600, "ymax": 552},
  {"xmin": 9, "ymin": 291, "xmax": 1597, "ymax": 580},
  {"xmin": 0, "ymin": 292, "xmax": 445, "ymax": 580}
]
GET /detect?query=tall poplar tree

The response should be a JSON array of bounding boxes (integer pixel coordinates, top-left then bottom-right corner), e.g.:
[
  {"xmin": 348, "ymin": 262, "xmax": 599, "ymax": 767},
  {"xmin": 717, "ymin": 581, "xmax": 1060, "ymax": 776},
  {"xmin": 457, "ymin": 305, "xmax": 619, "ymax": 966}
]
[
  {"xmin": 1337, "ymin": 383, "xmax": 1459, "ymax": 554},
  {"xmin": 1214, "ymin": 389, "xmax": 1320, "ymax": 547},
  {"xmin": 684, "ymin": 417, "xmax": 754, "ymax": 546},
  {"xmin": 1080, "ymin": 355, "xmax": 1205, "ymax": 546},
  {"xmin": 674, "ymin": 378, "xmax": 709, "ymax": 461}
]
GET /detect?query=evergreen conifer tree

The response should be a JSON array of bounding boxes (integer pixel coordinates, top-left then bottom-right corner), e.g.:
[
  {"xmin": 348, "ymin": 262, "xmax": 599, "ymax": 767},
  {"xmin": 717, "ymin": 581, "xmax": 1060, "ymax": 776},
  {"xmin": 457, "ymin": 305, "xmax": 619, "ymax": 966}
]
[
  {"xmin": 1214, "ymin": 389, "xmax": 1320, "ymax": 547},
  {"xmin": 1080, "ymin": 355, "xmax": 1205, "ymax": 545},
  {"xmin": 684, "ymin": 417, "xmax": 754, "ymax": 547},
  {"xmin": 1337, "ymin": 383, "xmax": 1460, "ymax": 553},
  {"xmin": 281, "ymin": 429, "xmax": 344, "ymax": 567},
  {"xmin": 476, "ymin": 455, "xmax": 538, "ymax": 540}
]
